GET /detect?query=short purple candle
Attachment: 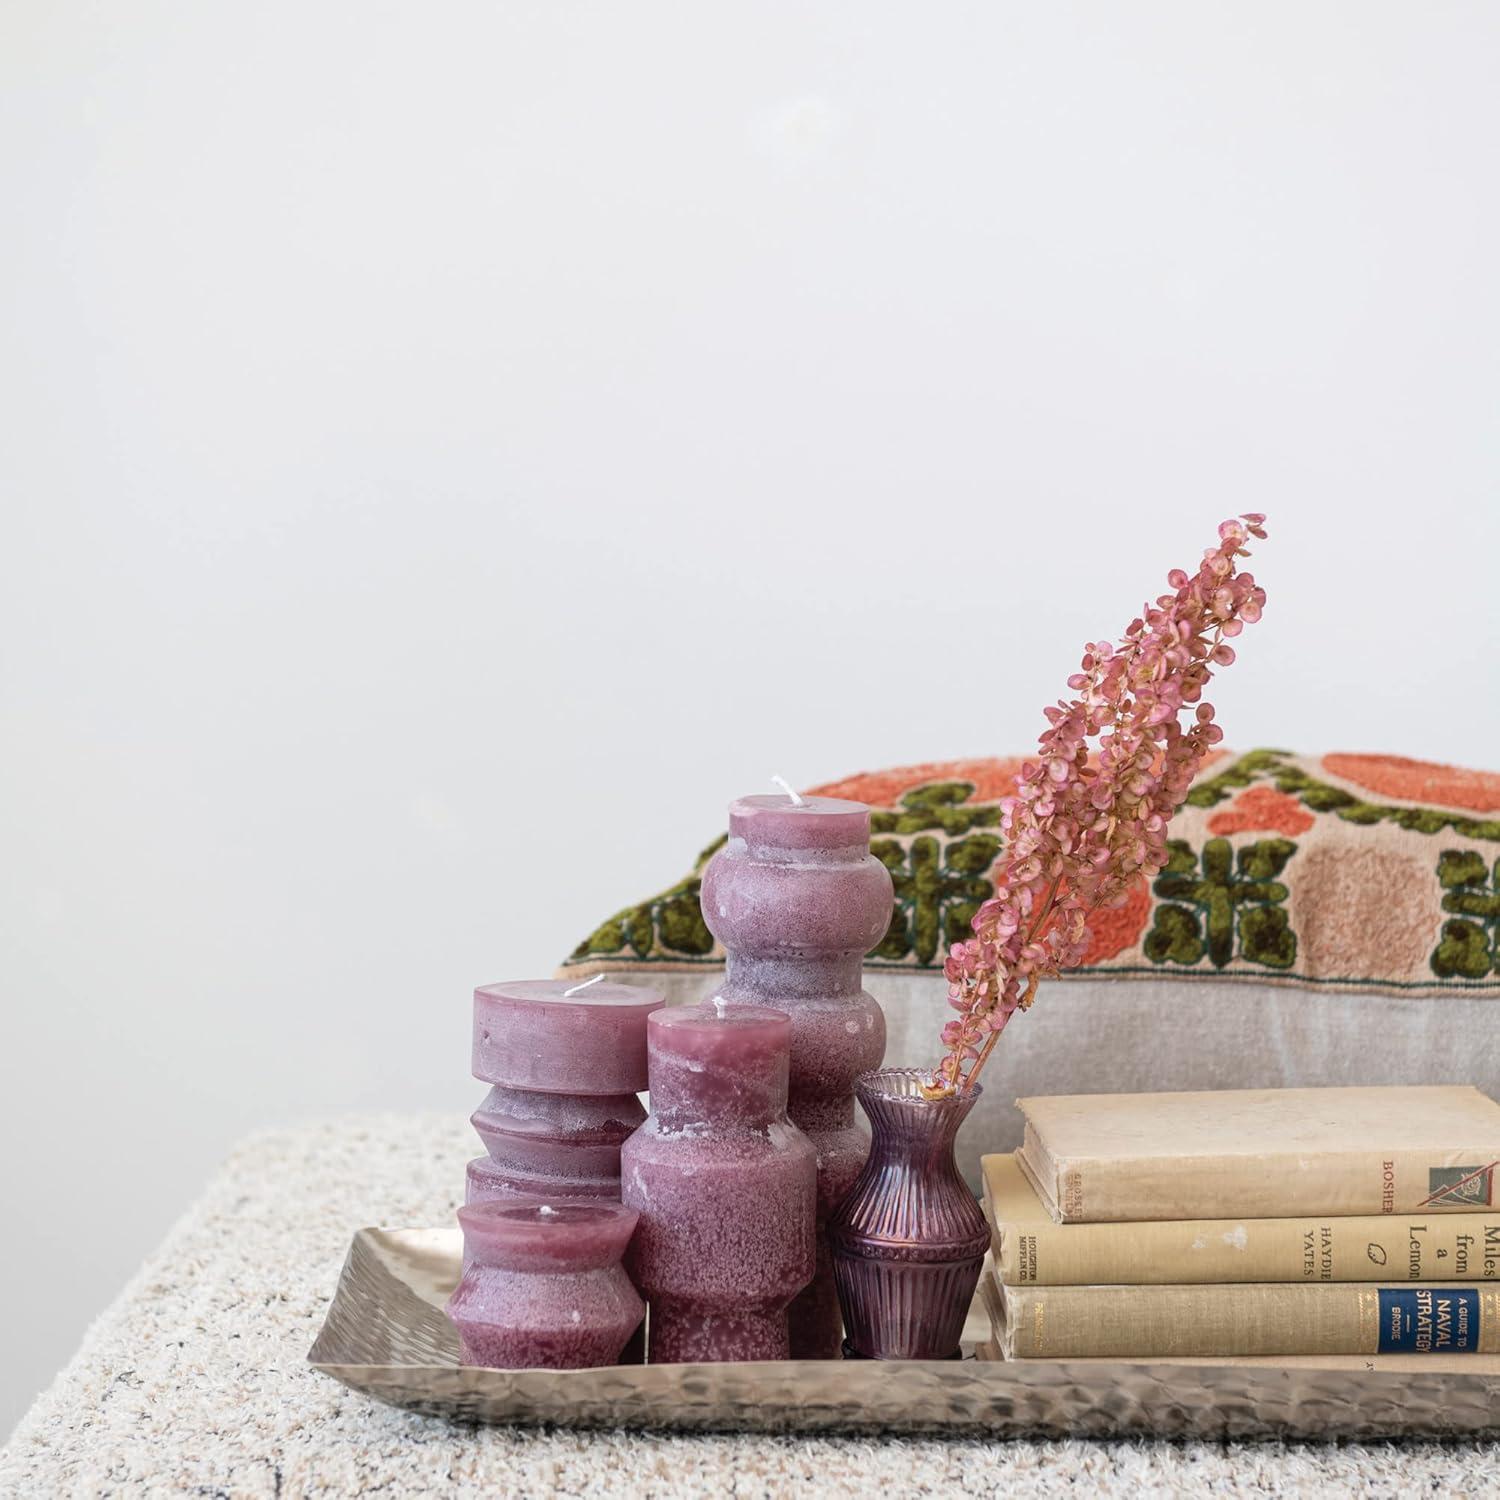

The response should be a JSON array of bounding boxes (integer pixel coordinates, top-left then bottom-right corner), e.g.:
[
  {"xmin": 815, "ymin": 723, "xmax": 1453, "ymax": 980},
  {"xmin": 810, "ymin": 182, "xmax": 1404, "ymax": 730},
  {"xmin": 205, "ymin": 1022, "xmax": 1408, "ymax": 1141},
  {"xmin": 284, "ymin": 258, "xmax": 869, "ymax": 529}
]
[
  {"xmin": 620, "ymin": 1003, "xmax": 816, "ymax": 1363},
  {"xmin": 467, "ymin": 979, "xmax": 663, "ymax": 1205},
  {"xmin": 447, "ymin": 1199, "xmax": 644, "ymax": 1369},
  {"xmin": 700, "ymin": 794, "xmax": 892, "ymax": 1358},
  {"xmin": 473, "ymin": 979, "xmax": 663, "ymax": 1096}
]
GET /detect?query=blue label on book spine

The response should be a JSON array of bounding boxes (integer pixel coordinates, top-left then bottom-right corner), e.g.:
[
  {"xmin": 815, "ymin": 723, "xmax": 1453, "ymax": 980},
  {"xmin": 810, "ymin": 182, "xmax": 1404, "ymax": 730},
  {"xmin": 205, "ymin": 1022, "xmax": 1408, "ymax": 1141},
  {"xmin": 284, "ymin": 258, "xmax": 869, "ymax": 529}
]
[{"xmin": 1377, "ymin": 1288, "xmax": 1481, "ymax": 1353}]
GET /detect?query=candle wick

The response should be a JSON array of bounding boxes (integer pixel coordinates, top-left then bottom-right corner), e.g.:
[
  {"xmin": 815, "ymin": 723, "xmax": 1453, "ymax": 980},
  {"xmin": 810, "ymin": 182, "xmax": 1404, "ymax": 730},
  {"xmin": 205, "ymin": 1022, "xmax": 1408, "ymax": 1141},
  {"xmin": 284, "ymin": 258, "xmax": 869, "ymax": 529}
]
[
  {"xmin": 770, "ymin": 774, "xmax": 805, "ymax": 807},
  {"xmin": 562, "ymin": 973, "xmax": 606, "ymax": 997},
  {"xmin": 711, "ymin": 994, "xmax": 728, "ymax": 1018},
  {"xmin": 538, "ymin": 1204, "xmax": 557, "ymax": 1216}
]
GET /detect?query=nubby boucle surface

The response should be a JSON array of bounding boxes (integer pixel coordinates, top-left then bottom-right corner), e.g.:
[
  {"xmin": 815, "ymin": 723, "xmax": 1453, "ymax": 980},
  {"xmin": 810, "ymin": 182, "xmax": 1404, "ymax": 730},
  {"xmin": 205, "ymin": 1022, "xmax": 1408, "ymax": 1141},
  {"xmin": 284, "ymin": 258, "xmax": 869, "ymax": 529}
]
[{"xmin": 2, "ymin": 1115, "xmax": 1497, "ymax": 1497}]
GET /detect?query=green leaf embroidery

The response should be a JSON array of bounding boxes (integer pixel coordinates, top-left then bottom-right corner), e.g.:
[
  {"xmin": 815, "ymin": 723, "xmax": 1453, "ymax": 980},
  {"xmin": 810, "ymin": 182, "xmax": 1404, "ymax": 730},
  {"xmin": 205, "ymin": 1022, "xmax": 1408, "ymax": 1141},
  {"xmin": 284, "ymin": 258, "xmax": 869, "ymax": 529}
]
[
  {"xmin": 870, "ymin": 781, "xmax": 1002, "ymax": 837},
  {"xmin": 872, "ymin": 831, "xmax": 1003, "ymax": 965},
  {"xmin": 1147, "ymin": 836, "xmax": 1298, "ymax": 970},
  {"xmin": 1429, "ymin": 852, "xmax": 1500, "ymax": 978}
]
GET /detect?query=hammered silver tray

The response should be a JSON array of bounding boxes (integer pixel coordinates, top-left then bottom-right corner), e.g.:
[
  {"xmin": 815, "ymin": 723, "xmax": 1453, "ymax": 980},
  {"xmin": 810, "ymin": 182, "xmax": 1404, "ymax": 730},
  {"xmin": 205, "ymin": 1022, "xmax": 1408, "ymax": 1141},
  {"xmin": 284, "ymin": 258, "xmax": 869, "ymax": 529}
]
[{"xmin": 308, "ymin": 1227, "xmax": 1500, "ymax": 1439}]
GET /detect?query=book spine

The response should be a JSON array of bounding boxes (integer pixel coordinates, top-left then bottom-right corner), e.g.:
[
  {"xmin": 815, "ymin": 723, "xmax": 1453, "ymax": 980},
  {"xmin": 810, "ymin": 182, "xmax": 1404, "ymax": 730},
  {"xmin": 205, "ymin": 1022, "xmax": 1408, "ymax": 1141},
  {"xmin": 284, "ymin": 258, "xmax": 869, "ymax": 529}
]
[
  {"xmin": 999, "ymin": 1283, "xmax": 1500, "ymax": 1360},
  {"xmin": 994, "ymin": 1210, "xmax": 1500, "ymax": 1285},
  {"xmin": 1049, "ymin": 1148, "xmax": 1500, "ymax": 1223}
]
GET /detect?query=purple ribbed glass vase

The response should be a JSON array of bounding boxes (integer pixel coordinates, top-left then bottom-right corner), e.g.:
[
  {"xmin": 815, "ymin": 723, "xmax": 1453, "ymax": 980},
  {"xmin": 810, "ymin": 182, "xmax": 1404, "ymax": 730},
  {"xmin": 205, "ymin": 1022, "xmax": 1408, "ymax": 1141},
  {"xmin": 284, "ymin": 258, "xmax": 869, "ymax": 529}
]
[{"xmin": 828, "ymin": 1068, "xmax": 988, "ymax": 1360}]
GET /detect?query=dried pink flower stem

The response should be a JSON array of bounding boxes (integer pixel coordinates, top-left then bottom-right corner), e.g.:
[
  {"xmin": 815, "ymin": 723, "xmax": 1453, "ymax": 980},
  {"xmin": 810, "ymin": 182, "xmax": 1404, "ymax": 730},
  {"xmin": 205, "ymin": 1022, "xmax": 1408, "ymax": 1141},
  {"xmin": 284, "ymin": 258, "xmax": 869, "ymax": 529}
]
[{"xmin": 926, "ymin": 516, "xmax": 1269, "ymax": 1100}]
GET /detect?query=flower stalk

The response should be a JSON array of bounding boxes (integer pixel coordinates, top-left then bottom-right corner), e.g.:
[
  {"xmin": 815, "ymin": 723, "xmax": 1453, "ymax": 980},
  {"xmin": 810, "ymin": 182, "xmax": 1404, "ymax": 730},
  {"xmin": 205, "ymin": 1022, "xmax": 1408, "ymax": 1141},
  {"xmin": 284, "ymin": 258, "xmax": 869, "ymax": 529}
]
[{"xmin": 925, "ymin": 516, "xmax": 1270, "ymax": 1099}]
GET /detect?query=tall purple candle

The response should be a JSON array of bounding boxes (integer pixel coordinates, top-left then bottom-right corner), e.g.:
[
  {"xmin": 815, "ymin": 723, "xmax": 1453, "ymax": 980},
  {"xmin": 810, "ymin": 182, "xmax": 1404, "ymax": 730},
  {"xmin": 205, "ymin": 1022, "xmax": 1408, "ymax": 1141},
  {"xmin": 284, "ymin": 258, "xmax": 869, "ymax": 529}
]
[
  {"xmin": 620, "ymin": 1002, "xmax": 816, "ymax": 1363},
  {"xmin": 700, "ymin": 793, "xmax": 893, "ymax": 1358}
]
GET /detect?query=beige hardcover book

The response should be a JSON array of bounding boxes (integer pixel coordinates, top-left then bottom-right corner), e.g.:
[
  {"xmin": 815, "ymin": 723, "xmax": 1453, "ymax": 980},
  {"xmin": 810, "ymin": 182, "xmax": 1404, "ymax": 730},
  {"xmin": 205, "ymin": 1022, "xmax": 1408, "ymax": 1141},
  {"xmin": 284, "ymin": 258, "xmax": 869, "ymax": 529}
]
[
  {"xmin": 983, "ymin": 1153, "xmax": 1500, "ymax": 1284},
  {"xmin": 977, "ymin": 1269, "xmax": 1500, "ymax": 1371},
  {"xmin": 1016, "ymin": 1085, "xmax": 1500, "ymax": 1223},
  {"xmin": 992, "ymin": 1280, "xmax": 1500, "ymax": 1360}
]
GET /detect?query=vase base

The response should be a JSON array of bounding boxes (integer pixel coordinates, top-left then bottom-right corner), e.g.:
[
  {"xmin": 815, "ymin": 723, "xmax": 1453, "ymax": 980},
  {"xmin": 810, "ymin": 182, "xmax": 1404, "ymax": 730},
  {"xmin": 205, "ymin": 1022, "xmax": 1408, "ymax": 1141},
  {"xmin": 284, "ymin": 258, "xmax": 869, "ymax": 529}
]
[{"xmin": 840, "ymin": 1339, "xmax": 963, "ymax": 1362}]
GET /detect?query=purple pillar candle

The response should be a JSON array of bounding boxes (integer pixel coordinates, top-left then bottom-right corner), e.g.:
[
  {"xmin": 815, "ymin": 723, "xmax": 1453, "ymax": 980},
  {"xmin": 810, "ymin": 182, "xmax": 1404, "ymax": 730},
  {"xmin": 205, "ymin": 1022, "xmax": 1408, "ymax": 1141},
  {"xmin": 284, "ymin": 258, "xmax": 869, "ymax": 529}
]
[
  {"xmin": 700, "ymin": 794, "xmax": 893, "ymax": 1359},
  {"xmin": 467, "ymin": 979, "xmax": 663, "ymax": 1205},
  {"xmin": 620, "ymin": 1003, "xmax": 816, "ymax": 1363},
  {"xmin": 447, "ymin": 1199, "xmax": 644, "ymax": 1369},
  {"xmin": 473, "ymin": 978, "xmax": 663, "ymax": 1096},
  {"xmin": 466, "ymin": 1086, "xmax": 646, "ymax": 1203}
]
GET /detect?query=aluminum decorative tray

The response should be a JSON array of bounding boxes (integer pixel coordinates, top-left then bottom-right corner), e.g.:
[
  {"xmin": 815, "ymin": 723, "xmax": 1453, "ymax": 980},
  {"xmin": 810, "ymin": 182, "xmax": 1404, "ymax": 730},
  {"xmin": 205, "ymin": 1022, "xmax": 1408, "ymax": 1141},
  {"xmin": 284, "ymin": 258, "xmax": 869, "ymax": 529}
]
[{"xmin": 309, "ymin": 1227, "xmax": 1500, "ymax": 1439}]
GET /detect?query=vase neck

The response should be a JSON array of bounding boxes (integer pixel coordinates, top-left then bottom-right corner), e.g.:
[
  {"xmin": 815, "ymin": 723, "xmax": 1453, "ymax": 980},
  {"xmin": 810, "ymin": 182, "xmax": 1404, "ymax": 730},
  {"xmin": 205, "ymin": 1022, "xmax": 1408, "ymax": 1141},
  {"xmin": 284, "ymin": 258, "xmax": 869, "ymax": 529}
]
[{"xmin": 861, "ymin": 1088, "xmax": 975, "ymax": 1173}]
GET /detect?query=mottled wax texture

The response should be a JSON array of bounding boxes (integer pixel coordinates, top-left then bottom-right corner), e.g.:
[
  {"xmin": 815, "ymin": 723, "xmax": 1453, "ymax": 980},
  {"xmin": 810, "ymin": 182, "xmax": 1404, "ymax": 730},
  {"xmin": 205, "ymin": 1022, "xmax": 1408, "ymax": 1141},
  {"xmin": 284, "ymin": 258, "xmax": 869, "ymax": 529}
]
[
  {"xmin": 700, "ymin": 794, "xmax": 892, "ymax": 1358},
  {"xmin": 621, "ymin": 1003, "xmax": 816, "ymax": 1364},
  {"xmin": 472, "ymin": 979, "xmax": 662, "ymax": 1095},
  {"xmin": 468, "ymin": 980, "xmax": 662, "ymax": 1207},
  {"xmin": 467, "ymin": 1086, "xmax": 644, "ymax": 1203},
  {"xmin": 447, "ymin": 1200, "xmax": 643, "ymax": 1370}
]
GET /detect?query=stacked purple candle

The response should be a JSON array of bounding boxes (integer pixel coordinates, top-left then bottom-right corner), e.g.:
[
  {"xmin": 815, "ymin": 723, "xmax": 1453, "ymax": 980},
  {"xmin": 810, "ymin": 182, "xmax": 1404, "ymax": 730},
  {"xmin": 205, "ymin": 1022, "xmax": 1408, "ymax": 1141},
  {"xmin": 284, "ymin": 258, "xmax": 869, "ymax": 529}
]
[
  {"xmin": 701, "ymin": 793, "xmax": 893, "ymax": 1358},
  {"xmin": 467, "ymin": 978, "xmax": 663, "ymax": 1204}
]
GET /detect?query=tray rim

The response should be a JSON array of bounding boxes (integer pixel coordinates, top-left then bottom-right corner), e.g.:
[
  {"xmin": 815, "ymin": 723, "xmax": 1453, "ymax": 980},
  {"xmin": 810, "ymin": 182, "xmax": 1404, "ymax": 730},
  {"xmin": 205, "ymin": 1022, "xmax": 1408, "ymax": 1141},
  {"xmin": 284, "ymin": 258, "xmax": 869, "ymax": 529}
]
[{"xmin": 308, "ymin": 1225, "xmax": 1500, "ymax": 1440}]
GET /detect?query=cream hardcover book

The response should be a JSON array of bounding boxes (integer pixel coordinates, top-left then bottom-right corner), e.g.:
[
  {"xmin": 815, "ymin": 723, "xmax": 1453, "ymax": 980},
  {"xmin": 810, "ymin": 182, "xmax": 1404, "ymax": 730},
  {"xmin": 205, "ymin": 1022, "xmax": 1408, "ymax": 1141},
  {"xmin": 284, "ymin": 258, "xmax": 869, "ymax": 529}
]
[
  {"xmin": 989, "ymin": 1279, "xmax": 1500, "ymax": 1360},
  {"xmin": 1015, "ymin": 1085, "xmax": 1500, "ymax": 1224},
  {"xmin": 982, "ymin": 1153, "xmax": 1500, "ymax": 1284},
  {"xmin": 977, "ymin": 1268, "xmax": 1500, "ymax": 1366}
]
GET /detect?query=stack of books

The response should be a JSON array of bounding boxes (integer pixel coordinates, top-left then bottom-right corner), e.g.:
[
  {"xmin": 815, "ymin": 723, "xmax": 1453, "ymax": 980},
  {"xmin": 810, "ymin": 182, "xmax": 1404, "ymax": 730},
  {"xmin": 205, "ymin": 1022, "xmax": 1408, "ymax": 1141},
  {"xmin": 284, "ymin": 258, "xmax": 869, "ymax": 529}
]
[{"xmin": 980, "ymin": 1084, "xmax": 1500, "ymax": 1361}]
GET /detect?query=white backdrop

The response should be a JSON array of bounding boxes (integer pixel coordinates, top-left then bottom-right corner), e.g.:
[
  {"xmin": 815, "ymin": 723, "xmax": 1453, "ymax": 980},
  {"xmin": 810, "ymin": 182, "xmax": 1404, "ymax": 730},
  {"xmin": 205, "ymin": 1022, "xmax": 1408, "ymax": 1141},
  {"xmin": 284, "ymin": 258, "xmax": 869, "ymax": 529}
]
[{"xmin": 3, "ymin": 1, "xmax": 1499, "ymax": 1436}]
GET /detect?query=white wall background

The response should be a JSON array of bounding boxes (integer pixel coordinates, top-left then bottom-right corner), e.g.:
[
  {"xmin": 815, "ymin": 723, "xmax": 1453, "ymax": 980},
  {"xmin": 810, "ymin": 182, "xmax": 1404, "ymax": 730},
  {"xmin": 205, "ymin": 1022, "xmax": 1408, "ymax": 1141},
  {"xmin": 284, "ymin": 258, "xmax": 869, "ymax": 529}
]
[{"xmin": 3, "ymin": 0, "xmax": 1498, "ymax": 1437}]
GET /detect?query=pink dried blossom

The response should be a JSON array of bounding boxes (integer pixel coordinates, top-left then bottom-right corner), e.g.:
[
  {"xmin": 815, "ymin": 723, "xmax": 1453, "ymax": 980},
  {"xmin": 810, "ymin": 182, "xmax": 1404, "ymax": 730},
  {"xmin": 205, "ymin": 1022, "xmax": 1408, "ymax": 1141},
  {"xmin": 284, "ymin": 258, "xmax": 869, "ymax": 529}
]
[{"xmin": 924, "ymin": 517, "xmax": 1270, "ymax": 1099}]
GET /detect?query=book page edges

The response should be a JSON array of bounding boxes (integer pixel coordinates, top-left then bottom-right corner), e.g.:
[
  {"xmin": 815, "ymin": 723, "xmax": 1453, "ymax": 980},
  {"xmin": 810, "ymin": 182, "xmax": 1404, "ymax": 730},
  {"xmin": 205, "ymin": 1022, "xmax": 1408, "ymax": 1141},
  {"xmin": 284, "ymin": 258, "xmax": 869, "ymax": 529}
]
[{"xmin": 1013, "ymin": 1130, "xmax": 1062, "ymax": 1221}]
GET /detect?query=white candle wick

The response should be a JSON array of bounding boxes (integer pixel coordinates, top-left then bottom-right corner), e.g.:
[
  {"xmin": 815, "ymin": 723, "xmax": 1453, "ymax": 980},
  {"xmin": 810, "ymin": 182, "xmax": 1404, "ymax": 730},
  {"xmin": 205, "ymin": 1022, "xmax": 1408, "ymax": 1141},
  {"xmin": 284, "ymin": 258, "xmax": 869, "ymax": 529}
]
[
  {"xmin": 538, "ymin": 1204, "xmax": 558, "ymax": 1217},
  {"xmin": 562, "ymin": 973, "xmax": 606, "ymax": 997},
  {"xmin": 770, "ymin": 773, "xmax": 805, "ymax": 807},
  {"xmin": 711, "ymin": 994, "xmax": 728, "ymax": 1019}
]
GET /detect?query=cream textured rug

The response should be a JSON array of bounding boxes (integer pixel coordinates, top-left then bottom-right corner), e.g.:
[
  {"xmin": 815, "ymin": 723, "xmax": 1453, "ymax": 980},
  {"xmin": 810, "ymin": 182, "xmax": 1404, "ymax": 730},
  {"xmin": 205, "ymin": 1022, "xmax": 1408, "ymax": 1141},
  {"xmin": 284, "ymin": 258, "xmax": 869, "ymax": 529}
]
[{"xmin": 3, "ymin": 1115, "xmax": 1496, "ymax": 1498}]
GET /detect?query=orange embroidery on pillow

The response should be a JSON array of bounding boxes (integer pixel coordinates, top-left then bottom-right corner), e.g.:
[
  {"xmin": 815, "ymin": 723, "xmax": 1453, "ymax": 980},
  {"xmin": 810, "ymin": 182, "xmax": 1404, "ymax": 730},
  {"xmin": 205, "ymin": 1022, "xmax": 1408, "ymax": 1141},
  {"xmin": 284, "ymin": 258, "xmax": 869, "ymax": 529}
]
[
  {"xmin": 1080, "ymin": 876, "xmax": 1152, "ymax": 963},
  {"xmin": 1322, "ymin": 754, "xmax": 1500, "ymax": 814},
  {"xmin": 810, "ymin": 758, "xmax": 1026, "ymax": 806},
  {"xmin": 1207, "ymin": 786, "xmax": 1316, "ymax": 837},
  {"xmin": 813, "ymin": 749, "xmax": 1230, "ymax": 810}
]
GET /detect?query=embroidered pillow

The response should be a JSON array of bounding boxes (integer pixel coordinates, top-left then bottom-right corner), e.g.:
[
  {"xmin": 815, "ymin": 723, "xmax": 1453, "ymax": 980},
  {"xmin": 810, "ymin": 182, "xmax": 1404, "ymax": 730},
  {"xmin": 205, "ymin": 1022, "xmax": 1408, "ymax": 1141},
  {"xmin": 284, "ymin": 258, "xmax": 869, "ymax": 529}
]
[{"xmin": 559, "ymin": 750, "xmax": 1500, "ymax": 1180}]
